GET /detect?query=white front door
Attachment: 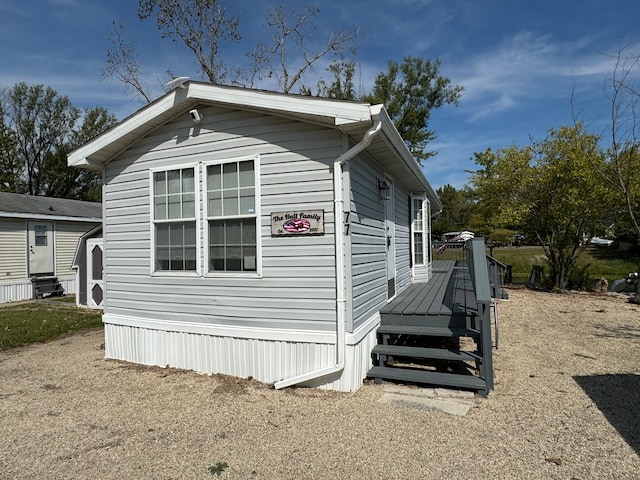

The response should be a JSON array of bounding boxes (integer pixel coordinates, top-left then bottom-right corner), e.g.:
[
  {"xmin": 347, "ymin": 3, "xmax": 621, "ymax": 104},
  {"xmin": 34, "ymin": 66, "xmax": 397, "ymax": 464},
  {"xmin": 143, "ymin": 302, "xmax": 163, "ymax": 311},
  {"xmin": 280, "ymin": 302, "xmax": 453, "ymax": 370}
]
[
  {"xmin": 384, "ymin": 179, "xmax": 396, "ymax": 299},
  {"xmin": 87, "ymin": 238, "xmax": 104, "ymax": 309},
  {"xmin": 27, "ymin": 221, "xmax": 54, "ymax": 276}
]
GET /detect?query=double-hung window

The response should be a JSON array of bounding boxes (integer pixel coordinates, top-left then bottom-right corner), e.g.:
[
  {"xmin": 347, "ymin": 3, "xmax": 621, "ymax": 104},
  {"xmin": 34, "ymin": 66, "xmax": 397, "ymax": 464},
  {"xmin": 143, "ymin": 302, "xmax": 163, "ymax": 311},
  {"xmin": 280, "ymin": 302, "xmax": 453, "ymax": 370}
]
[
  {"xmin": 411, "ymin": 196, "xmax": 431, "ymax": 265},
  {"xmin": 152, "ymin": 167, "xmax": 198, "ymax": 272},
  {"xmin": 206, "ymin": 158, "xmax": 258, "ymax": 273}
]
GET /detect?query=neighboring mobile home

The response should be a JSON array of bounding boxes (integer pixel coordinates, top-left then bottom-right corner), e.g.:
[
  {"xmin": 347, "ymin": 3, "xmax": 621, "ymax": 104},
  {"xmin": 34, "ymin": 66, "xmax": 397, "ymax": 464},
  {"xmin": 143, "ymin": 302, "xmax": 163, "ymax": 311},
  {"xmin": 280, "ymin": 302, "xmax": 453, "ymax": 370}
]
[
  {"xmin": 0, "ymin": 192, "xmax": 102, "ymax": 303},
  {"xmin": 67, "ymin": 82, "xmax": 442, "ymax": 392}
]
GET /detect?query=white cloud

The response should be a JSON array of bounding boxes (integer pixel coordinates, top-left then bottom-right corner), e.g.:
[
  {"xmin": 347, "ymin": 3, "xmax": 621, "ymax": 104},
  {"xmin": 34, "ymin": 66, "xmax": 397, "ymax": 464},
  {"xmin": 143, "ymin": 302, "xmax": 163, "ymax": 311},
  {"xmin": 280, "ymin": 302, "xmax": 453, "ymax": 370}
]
[{"xmin": 442, "ymin": 31, "xmax": 626, "ymax": 122}]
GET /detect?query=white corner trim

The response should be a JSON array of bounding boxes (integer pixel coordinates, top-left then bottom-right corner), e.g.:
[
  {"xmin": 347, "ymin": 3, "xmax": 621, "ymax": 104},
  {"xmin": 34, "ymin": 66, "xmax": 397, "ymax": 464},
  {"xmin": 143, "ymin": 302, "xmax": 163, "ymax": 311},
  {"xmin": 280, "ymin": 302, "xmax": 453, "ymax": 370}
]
[{"xmin": 346, "ymin": 311, "xmax": 381, "ymax": 345}]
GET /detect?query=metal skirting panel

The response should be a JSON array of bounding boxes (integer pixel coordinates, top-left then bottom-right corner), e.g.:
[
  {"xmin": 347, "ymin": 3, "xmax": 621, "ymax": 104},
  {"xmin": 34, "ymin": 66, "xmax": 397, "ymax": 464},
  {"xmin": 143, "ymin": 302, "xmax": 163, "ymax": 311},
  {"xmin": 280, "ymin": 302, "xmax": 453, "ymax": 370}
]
[
  {"xmin": 103, "ymin": 321, "xmax": 378, "ymax": 392},
  {"xmin": 59, "ymin": 277, "xmax": 76, "ymax": 295},
  {"xmin": 0, "ymin": 280, "xmax": 32, "ymax": 303},
  {"xmin": 0, "ymin": 276, "xmax": 76, "ymax": 304}
]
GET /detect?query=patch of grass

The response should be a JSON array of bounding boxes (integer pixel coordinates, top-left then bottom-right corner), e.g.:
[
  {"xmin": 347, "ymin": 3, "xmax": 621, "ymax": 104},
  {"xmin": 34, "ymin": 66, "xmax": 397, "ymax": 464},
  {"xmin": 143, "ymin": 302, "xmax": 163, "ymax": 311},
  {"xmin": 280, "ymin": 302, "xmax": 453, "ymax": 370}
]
[
  {"xmin": 47, "ymin": 294, "xmax": 77, "ymax": 304},
  {"xmin": 0, "ymin": 302, "xmax": 102, "ymax": 351},
  {"xmin": 434, "ymin": 245, "xmax": 640, "ymax": 285}
]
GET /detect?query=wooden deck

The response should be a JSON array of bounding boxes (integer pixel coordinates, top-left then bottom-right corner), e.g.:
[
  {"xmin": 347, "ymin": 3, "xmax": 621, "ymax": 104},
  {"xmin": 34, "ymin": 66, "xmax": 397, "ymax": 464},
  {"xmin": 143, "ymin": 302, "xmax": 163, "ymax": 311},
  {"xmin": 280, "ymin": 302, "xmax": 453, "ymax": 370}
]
[
  {"xmin": 380, "ymin": 260, "xmax": 479, "ymax": 328},
  {"xmin": 370, "ymin": 244, "xmax": 496, "ymax": 396}
]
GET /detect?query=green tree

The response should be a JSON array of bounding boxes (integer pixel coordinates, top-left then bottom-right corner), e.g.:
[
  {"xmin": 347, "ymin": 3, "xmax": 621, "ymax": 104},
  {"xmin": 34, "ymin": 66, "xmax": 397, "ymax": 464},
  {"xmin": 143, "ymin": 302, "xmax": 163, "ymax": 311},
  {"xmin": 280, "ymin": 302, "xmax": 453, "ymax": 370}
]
[
  {"xmin": 299, "ymin": 57, "xmax": 463, "ymax": 167},
  {"xmin": 0, "ymin": 97, "xmax": 20, "ymax": 192},
  {"xmin": 1, "ymin": 83, "xmax": 80, "ymax": 196},
  {"xmin": 527, "ymin": 125, "xmax": 610, "ymax": 288},
  {"xmin": 304, "ymin": 60, "xmax": 357, "ymax": 99},
  {"xmin": 361, "ymin": 57, "xmax": 463, "ymax": 163},
  {"xmin": 42, "ymin": 107, "xmax": 117, "ymax": 200},
  {"xmin": 468, "ymin": 145, "xmax": 532, "ymax": 242},
  {"xmin": 431, "ymin": 184, "xmax": 474, "ymax": 239},
  {"xmin": 0, "ymin": 84, "xmax": 116, "ymax": 200},
  {"xmin": 470, "ymin": 125, "xmax": 610, "ymax": 289}
]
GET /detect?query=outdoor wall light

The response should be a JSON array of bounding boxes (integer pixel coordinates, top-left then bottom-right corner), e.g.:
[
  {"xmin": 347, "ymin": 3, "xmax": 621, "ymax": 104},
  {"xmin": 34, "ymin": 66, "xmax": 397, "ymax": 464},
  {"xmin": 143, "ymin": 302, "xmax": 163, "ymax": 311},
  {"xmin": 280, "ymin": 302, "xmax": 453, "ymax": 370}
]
[
  {"xmin": 378, "ymin": 179, "xmax": 390, "ymax": 200},
  {"xmin": 189, "ymin": 108, "xmax": 203, "ymax": 124}
]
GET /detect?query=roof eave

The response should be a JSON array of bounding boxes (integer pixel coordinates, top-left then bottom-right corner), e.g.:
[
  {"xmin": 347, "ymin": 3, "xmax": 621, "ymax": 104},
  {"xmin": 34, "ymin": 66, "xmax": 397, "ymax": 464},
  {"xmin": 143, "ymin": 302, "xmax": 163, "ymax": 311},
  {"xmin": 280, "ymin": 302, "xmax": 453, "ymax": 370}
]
[
  {"xmin": 375, "ymin": 109, "xmax": 442, "ymax": 212},
  {"xmin": 68, "ymin": 82, "xmax": 372, "ymax": 169},
  {"xmin": 0, "ymin": 212, "xmax": 101, "ymax": 222}
]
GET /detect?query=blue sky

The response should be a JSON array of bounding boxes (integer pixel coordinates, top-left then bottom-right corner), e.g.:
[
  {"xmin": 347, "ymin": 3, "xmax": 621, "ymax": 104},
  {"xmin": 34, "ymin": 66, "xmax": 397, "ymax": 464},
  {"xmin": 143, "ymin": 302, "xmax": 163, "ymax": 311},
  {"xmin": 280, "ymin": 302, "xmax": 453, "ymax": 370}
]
[{"xmin": 2, "ymin": 0, "xmax": 639, "ymax": 190}]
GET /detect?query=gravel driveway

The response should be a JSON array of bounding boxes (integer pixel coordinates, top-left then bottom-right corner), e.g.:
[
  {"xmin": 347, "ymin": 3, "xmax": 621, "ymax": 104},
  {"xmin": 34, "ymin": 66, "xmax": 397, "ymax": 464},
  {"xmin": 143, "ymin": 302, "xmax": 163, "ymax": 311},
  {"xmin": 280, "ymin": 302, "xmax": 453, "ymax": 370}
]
[{"xmin": 1, "ymin": 288, "xmax": 639, "ymax": 479}]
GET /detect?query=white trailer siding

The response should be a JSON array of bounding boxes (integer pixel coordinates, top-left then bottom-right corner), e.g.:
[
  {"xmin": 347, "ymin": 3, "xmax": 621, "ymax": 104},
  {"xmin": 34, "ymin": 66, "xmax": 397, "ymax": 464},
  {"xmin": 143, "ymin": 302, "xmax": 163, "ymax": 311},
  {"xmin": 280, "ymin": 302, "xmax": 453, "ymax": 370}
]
[
  {"xmin": 0, "ymin": 218, "xmax": 26, "ymax": 280},
  {"xmin": 348, "ymin": 156, "xmax": 413, "ymax": 332},
  {"xmin": 393, "ymin": 185, "xmax": 412, "ymax": 293},
  {"xmin": 55, "ymin": 221, "xmax": 99, "ymax": 279},
  {"xmin": 103, "ymin": 106, "xmax": 341, "ymax": 332},
  {"xmin": 348, "ymin": 156, "xmax": 387, "ymax": 331}
]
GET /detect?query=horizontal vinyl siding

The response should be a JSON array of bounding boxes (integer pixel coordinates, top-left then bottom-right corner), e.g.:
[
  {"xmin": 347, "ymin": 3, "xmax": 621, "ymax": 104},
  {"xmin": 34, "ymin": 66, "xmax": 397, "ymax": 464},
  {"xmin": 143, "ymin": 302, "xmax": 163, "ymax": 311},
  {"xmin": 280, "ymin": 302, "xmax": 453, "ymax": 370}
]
[
  {"xmin": 348, "ymin": 157, "xmax": 388, "ymax": 330},
  {"xmin": 54, "ymin": 221, "xmax": 100, "ymax": 278},
  {"xmin": 0, "ymin": 218, "xmax": 26, "ymax": 280},
  {"xmin": 348, "ymin": 158, "xmax": 415, "ymax": 330},
  {"xmin": 394, "ymin": 185, "xmax": 412, "ymax": 293},
  {"xmin": 104, "ymin": 106, "xmax": 342, "ymax": 332}
]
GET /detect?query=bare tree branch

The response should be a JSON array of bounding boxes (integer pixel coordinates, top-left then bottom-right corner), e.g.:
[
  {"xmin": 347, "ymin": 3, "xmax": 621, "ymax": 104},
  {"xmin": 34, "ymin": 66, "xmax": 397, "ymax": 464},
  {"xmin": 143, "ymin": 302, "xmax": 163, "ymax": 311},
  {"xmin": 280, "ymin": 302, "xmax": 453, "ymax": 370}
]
[
  {"xmin": 138, "ymin": 0, "xmax": 240, "ymax": 85},
  {"xmin": 103, "ymin": 22, "xmax": 153, "ymax": 103},
  {"xmin": 247, "ymin": 4, "xmax": 361, "ymax": 93}
]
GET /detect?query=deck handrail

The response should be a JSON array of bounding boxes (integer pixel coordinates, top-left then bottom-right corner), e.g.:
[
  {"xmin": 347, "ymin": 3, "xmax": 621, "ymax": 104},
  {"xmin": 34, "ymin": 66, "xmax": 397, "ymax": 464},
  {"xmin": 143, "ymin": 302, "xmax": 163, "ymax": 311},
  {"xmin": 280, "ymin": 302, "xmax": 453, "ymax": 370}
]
[
  {"xmin": 486, "ymin": 255, "xmax": 509, "ymax": 300},
  {"xmin": 486, "ymin": 255, "xmax": 507, "ymax": 270},
  {"xmin": 465, "ymin": 237, "xmax": 494, "ymax": 392}
]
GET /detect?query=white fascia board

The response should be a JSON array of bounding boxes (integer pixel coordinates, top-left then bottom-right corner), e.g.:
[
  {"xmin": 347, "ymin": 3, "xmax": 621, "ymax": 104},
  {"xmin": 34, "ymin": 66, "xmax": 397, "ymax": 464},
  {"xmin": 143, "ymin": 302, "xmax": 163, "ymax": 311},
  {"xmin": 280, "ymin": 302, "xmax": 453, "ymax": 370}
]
[
  {"xmin": 376, "ymin": 108, "xmax": 442, "ymax": 212},
  {"xmin": 67, "ymin": 82, "xmax": 374, "ymax": 169},
  {"xmin": 187, "ymin": 82, "xmax": 372, "ymax": 124},
  {"xmin": 67, "ymin": 90, "xmax": 184, "ymax": 168}
]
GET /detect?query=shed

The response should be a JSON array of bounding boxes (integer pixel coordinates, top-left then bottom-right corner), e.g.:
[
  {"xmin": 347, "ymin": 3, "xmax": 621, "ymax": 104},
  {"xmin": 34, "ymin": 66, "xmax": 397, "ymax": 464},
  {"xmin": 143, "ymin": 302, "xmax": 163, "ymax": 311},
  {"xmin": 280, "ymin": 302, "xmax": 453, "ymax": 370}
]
[
  {"xmin": 67, "ymin": 82, "xmax": 442, "ymax": 392},
  {"xmin": 71, "ymin": 225, "xmax": 103, "ymax": 309},
  {"xmin": 0, "ymin": 192, "xmax": 102, "ymax": 303}
]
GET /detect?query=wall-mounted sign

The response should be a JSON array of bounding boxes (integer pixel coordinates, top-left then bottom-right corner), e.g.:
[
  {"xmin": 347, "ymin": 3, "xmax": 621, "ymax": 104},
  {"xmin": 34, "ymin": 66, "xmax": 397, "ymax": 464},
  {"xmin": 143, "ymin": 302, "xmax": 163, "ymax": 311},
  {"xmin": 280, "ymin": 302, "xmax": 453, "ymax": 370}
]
[{"xmin": 271, "ymin": 210, "xmax": 324, "ymax": 236}]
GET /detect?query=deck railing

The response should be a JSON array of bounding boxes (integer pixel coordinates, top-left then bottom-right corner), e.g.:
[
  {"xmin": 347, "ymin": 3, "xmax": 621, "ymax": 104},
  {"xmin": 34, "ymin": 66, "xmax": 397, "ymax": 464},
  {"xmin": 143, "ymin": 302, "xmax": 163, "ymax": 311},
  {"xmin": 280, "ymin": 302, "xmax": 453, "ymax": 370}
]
[
  {"xmin": 465, "ymin": 238, "xmax": 494, "ymax": 391},
  {"xmin": 486, "ymin": 255, "xmax": 509, "ymax": 299}
]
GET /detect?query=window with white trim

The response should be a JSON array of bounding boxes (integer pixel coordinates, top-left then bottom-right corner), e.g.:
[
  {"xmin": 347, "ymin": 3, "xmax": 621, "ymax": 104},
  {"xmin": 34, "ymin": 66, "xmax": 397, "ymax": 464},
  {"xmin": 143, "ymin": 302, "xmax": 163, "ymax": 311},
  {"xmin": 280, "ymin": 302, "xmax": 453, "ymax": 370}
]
[
  {"xmin": 411, "ymin": 196, "xmax": 431, "ymax": 265},
  {"xmin": 152, "ymin": 167, "xmax": 197, "ymax": 272},
  {"xmin": 206, "ymin": 159, "xmax": 258, "ymax": 272}
]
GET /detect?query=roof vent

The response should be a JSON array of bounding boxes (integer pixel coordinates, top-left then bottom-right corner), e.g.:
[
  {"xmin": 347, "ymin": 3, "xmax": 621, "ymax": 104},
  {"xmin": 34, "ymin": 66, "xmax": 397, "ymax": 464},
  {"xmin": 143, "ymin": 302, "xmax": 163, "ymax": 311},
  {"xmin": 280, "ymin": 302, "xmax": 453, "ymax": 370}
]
[{"xmin": 167, "ymin": 77, "xmax": 189, "ymax": 90}]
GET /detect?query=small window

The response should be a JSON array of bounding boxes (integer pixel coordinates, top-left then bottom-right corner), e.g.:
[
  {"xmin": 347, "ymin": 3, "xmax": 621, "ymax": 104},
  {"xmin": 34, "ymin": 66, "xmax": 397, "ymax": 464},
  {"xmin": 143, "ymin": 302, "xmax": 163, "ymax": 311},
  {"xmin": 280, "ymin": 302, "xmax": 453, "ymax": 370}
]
[
  {"xmin": 34, "ymin": 225, "xmax": 47, "ymax": 246},
  {"xmin": 206, "ymin": 159, "xmax": 258, "ymax": 273},
  {"xmin": 152, "ymin": 167, "xmax": 197, "ymax": 272},
  {"xmin": 412, "ymin": 197, "xmax": 430, "ymax": 265}
]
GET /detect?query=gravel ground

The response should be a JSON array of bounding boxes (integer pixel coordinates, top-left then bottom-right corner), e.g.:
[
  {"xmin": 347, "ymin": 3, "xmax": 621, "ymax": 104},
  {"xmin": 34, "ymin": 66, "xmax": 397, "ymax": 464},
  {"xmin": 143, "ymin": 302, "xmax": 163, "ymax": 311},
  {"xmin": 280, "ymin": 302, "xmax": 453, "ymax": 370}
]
[{"xmin": 1, "ymin": 288, "xmax": 639, "ymax": 479}]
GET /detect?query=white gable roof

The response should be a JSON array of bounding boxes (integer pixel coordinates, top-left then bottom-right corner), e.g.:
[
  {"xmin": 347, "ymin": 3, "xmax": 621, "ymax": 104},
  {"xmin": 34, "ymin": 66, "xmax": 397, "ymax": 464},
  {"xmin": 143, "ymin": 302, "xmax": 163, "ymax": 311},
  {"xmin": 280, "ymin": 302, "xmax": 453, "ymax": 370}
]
[{"xmin": 68, "ymin": 82, "xmax": 441, "ymax": 211}]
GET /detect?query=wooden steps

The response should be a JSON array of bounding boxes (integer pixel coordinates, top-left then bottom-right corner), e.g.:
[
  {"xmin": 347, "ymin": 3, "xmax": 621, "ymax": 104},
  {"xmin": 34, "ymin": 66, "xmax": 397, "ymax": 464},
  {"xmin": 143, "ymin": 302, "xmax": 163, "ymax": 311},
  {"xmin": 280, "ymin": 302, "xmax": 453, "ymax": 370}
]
[
  {"xmin": 372, "ymin": 344, "xmax": 482, "ymax": 363},
  {"xmin": 368, "ymin": 245, "xmax": 496, "ymax": 397},
  {"xmin": 31, "ymin": 276, "xmax": 64, "ymax": 299},
  {"xmin": 368, "ymin": 366, "xmax": 487, "ymax": 391},
  {"xmin": 376, "ymin": 324, "xmax": 480, "ymax": 338},
  {"xmin": 370, "ymin": 323, "xmax": 490, "ymax": 396}
]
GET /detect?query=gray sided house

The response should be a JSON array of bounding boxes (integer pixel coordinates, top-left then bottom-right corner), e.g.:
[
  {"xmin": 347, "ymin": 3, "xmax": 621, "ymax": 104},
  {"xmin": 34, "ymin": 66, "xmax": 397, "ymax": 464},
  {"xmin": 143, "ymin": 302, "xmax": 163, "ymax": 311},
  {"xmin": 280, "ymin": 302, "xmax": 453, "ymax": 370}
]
[
  {"xmin": 0, "ymin": 192, "xmax": 102, "ymax": 303},
  {"xmin": 68, "ymin": 82, "xmax": 442, "ymax": 392}
]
